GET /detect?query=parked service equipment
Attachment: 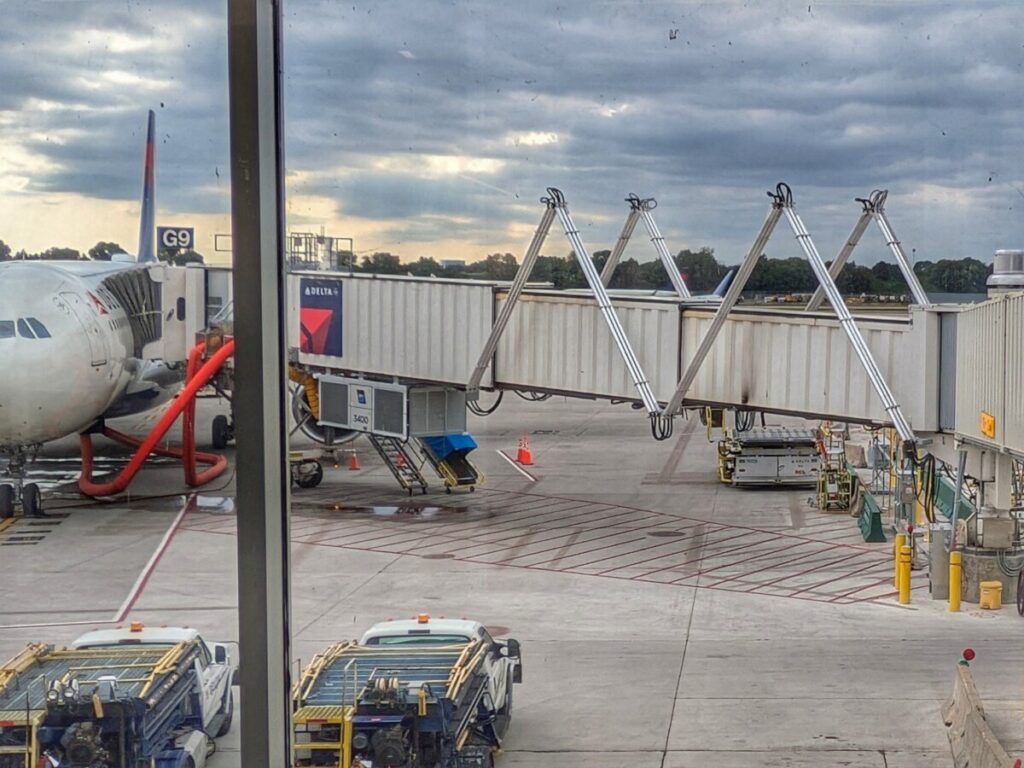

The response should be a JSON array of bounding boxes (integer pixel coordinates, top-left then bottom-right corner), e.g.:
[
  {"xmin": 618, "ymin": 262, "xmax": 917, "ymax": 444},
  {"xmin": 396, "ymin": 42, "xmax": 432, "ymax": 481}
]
[
  {"xmin": 0, "ymin": 625, "xmax": 236, "ymax": 768},
  {"xmin": 293, "ymin": 616, "xmax": 521, "ymax": 768},
  {"xmin": 717, "ymin": 428, "xmax": 819, "ymax": 487}
]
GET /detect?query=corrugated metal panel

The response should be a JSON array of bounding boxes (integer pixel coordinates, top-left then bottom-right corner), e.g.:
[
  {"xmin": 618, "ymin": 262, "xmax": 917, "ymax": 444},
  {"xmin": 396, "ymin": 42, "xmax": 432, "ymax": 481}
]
[
  {"xmin": 288, "ymin": 273, "xmax": 494, "ymax": 387},
  {"xmin": 1002, "ymin": 295, "xmax": 1024, "ymax": 452},
  {"xmin": 680, "ymin": 309, "xmax": 932, "ymax": 428},
  {"xmin": 493, "ymin": 292, "xmax": 681, "ymax": 401},
  {"xmin": 955, "ymin": 297, "xmax": 1005, "ymax": 446}
]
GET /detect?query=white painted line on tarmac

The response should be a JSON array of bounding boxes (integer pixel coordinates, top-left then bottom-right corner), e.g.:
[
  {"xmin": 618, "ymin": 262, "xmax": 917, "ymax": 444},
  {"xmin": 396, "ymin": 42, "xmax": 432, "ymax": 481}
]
[
  {"xmin": 114, "ymin": 500, "xmax": 191, "ymax": 621},
  {"xmin": 0, "ymin": 498, "xmax": 192, "ymax": 630},
  {"xmin": 496, "ymin": 449, "xmax": 537, "ymax": 482}
]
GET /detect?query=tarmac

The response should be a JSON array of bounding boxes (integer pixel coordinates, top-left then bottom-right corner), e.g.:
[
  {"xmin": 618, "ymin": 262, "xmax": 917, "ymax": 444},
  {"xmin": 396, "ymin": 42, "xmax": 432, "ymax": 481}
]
[{"xmin": 3, "ymin": 396, "xmax": 1024, "ymax": 767}]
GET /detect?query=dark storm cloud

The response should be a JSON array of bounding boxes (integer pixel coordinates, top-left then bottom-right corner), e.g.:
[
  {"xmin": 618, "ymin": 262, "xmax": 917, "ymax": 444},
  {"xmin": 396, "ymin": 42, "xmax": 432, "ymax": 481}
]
[{"xmin": 2, "ymin": 0, "xmax": 1023, "ymax": 261}]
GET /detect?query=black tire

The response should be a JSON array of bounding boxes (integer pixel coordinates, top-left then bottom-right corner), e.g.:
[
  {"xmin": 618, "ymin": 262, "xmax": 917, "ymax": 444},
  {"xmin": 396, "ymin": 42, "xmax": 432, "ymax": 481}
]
[
  {"xmin": 214, "ymin": 692, "xmax": 234, "ymax": 737},
  {"xmin": 0, "ymin": 485, "xmax": 13, "ymax": 519},
  {"xmin": 184, "ymin": 757, "xmax": 196, "ymax": 768},
  {"xmin": 1017, "ymin": 571, "xmax": 1024, "ymax": 616},
  {"xmin": 295, "ymin": 461, "xmax": 323, "ymax": 489},
  {"xmin": 212, "ymin": 415, "xmax": 230, "ymax": 449},
  {"xmin": 22, "ymin": 484, "xmax": 42, "ymax": 517}
]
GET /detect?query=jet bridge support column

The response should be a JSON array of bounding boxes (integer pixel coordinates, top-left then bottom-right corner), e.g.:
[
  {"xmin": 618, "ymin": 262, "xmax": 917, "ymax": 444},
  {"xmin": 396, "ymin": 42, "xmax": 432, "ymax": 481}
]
[
  {"xmin": 547, "ymin": 188, "xmax": 669, "ymax": 437},
  {"xmin": 805, "ymin": 203, "xmax": 873, "ymax": 312},
  {"xmin": 663, "ymin": 195, "xmax": 786, "ymax": 416},
  {"xmin": 637, "ymin": 198, "xmax": 692, "ymax": 298},
  {"xmin": 873, "ymin": 191, "xmax": 930, "ymax": 307},
  {"xmin": 777, "ymin": 185, "xmax": 917, "ymax": 444},
  {"xmin": 600, "ymin": 194, "xmax": 691, "ymax": 298},
  {"xmin": 806, "ymin": 190, "xmax": 930, "ymax": 311},
  {"xmin": 664, "ymin": 184, "xmax": 918, "ymax": 449},
  {"xmin": 467, "ymin": 203, "xmax": 556, "ymax": 399},
  {"xmin": 598, "ymin": 198, "xmax": 641, "ymax": 287},
  {"xmin": 468, "ymin": 188, "xmax": 673, "ymax": 439}
]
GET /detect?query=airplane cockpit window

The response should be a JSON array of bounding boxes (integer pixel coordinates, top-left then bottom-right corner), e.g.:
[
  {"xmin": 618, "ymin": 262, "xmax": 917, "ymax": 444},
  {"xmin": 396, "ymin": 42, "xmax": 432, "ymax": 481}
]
[
  {"xmin": 16, "ymin": 319, "xmax": 34, "ymax": 339},
  {"xmin": 0, "ymin": 321, "xmax": 14, "ymax": 339},
  {"xmin": 26, "ymin": 318, "xmax": 51, "ymax": 338}
]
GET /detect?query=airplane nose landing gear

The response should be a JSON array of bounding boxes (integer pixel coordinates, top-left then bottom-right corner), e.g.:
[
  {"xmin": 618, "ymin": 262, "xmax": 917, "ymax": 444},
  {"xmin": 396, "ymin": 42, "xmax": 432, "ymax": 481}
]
[{"xmin": 0, "ymin": 448, "xmax": 44, "ymax": 518}]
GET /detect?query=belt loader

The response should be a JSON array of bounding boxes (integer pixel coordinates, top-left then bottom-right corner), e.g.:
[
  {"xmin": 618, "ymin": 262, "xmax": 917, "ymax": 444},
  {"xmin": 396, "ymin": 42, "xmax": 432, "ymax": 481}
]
[
  {"xmin": 293, "ymin": 617, "xmax": 521, "ymax": 768},
  {"xmin": 0, "ymin": 625, "xmax": 235, "ymax": 768}
]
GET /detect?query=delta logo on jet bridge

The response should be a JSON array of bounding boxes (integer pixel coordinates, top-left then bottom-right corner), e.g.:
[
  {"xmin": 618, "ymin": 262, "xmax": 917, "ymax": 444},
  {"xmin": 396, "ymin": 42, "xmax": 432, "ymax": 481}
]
[{"xmin": 299, "ymin": 278, "xmax": 343, "ymax": 357}]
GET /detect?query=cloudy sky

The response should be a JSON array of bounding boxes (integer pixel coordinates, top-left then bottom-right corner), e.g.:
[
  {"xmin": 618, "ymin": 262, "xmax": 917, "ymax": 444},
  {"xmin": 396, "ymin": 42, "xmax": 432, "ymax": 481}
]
[{"xmin": 1, "ymin": 0, "xmax": 1022, "ymax": 266}]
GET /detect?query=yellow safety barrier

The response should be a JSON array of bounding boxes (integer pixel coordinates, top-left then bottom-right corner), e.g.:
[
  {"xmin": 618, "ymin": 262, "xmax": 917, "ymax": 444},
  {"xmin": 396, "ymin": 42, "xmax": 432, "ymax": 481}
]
[
  {"xmin": 894, "ymin": 532, "xmax": 906, "ymax": 590},
  {"xmin": 898, "ymin": 545, "xmax": 912, "ymax": 604},
  {"xmin": 949, "ymin": 551, "xmax": 961, "ymax": 612},
  {"xmin": 979, "ymin": 581, "xmax": 1003, "ymax": 610}
]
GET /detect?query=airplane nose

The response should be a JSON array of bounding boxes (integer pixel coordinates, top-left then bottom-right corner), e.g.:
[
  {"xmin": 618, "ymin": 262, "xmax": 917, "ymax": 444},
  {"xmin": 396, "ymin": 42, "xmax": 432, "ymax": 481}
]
[{"xmin": 0, "ymin": 273, "xmax": 117, "ymax": 447}]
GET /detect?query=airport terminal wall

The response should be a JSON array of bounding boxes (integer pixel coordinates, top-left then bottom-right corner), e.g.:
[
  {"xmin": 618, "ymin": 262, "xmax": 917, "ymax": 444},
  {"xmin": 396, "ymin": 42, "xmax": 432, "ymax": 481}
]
[{"xmin": 282, "ymin": 271, "xmax": 944, "ymax": 430}]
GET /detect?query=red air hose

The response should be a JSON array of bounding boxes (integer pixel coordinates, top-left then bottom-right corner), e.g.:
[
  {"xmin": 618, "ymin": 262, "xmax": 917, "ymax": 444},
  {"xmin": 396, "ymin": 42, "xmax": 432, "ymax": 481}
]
[{"xmin": 78, "ymin": 339, "xmax": 235, "ymax": 497}]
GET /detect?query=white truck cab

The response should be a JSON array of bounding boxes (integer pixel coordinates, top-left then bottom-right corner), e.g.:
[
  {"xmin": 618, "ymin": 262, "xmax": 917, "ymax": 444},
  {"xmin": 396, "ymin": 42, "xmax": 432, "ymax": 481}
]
[
  {"xmin": 72, "ymin": 624, "xmax": 238, "ymax": 744},
  {"xmin": 360, "ymin": 615, "xmax": 522, "ymax": 716}
]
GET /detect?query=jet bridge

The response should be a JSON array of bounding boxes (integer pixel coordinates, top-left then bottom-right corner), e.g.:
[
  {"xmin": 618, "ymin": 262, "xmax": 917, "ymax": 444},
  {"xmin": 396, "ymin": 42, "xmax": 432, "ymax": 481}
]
[{"xmin": 286, "ymin": 185, "xmax": 941, "ymax": 438}]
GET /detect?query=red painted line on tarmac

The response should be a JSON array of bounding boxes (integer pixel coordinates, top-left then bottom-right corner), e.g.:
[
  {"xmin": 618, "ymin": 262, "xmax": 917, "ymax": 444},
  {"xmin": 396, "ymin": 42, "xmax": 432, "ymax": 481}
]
[
  {"xmin": 507, "ymin": 520, "xmax": 724, "ymax": 569},
  {"xmin": 563, "ymin": 526, "xmax": 734, "ymax": 571},
  {"xmin": 499, "ymin": 488, "xmax": 882, "ymax": 552},
  {"xmin": 693, "ymin": 540, "xmax": 828, "ymax": 586},
  {"xmin": 488, "ymin": 516, "xmax": 708, "ymax": 565},
  {"xmin": 633, "ymin": 534, "xmax": 788, "ymax": 579},
  {"xmin": 785, "ymin": 556, "xmax": 892, "ymax": 597},
  {"xmin": 827, "ymin": 574, "xmax": 900, "ymax": 603},
  {"xmin": 597, "ymin": 529, "xmax": 762, "ymax": 575},
  {"xmin": 748, "ymin": 550, "xmax": 876, "ymax": 593}
]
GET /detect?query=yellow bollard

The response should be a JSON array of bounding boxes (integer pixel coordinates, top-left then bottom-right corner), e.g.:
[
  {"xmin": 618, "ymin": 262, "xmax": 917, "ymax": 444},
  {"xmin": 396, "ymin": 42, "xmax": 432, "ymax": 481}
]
[
  {"xmin": 894, "ymin": 533, "xmax": 906, "ymax": 589},
  {"xmin": 949, "ymin": 551, "xmax": 962, "ymax": 612},
  {"xmin": 898, "ymin": 545, "xmax": 912, "ymax": 604}
]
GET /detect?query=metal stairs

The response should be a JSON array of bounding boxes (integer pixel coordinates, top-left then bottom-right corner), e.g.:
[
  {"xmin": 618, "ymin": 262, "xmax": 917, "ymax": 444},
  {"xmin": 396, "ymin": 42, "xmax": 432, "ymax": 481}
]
[{"xmin": 367, "ymin": 435, "xmax": 430, "ymax": 495}]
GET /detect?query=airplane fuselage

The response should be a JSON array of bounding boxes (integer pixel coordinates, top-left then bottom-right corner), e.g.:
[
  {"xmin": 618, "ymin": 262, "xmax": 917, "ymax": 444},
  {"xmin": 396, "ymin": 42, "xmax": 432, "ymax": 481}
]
[{"xmin": 0, "ymin": 260, "xmax": 179, "ymax": 450}]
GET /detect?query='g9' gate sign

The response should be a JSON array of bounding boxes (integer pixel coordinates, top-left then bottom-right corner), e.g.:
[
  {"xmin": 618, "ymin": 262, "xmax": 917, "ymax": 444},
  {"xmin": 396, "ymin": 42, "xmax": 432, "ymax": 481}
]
[{"xmin": 157, "ymin": 226, "xmax": 194, "ymax": 250}]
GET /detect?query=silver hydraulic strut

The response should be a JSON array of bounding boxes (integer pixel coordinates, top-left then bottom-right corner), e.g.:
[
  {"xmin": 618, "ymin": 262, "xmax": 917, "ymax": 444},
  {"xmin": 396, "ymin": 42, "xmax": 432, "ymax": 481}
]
[
  {"xmin": 662, "ymin": 194, "xmax": 786, "ymax": 417},
  {"xmin": 805, "ymin": 205, "xmax": 873, "ymax": 312},
  {"xmin": 600, "ymin": 195, "xmax": 691, "ymax": 298},
  {"xmin": 776, "ymin": 184, "xmax": 917, "ymax": 444},
  {"xmin": 662, "ymin": 183, "xmax": 918, "ymax": 450},
  {"xmin": 806, "ymin": 190, "xmax": 930, "ymax": 311},
  {"xmin": 467, "ymin": 201, "xmax": 556, "ymax": 399},
  {"xmin": 468, "ymin": 189, "xmax": 673, "ymax": 439},
  {"xmin": 599, "ymin": 199, "xmax": 642, "ymax": 287}
]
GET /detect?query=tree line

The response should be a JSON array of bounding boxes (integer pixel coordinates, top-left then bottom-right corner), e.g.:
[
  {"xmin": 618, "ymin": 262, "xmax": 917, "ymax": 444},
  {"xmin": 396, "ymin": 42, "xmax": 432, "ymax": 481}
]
[
  {"xmin": 348, "ymin": 248, "xmax": 993, "ymax": 295},
  {"xmin": 0, "ymin": 239, "xmax": 204, "ymax": 266},
  {"xmin": 2, "ymin": 236, "xmax": 991, "ymax": 294}
]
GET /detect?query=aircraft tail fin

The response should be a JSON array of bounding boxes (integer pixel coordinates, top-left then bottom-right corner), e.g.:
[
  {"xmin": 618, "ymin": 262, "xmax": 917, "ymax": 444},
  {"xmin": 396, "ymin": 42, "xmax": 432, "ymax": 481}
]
[
  {"xmin": 136, "ymin": 110, "xmax": 156, "ymax": 263},
  {"xmin": 712, "ymin": 268, "xmax": 735, "ymax": 297}
]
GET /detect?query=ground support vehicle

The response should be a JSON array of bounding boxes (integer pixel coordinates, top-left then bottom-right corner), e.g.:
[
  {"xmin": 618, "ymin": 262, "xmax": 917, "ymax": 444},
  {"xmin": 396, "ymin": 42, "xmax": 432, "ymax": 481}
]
[
  {"xmin": 0, "ymin": 626, "xmax": 235, "ymax": 768},
  {"xmin": 718, "ymin": 427, "xmax": 819, "ymax": 487},
  {"xmin": 293, "ymin": 619, "xmax": 521, "ymax": 768}
]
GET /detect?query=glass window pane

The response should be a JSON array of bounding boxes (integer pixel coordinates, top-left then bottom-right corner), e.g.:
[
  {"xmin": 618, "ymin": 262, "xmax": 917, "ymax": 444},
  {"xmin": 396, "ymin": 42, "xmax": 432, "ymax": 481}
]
[
  {"xmin": 27, "ymin": 318, "xmax": 51, "ymax": 338},
  {"xmin": 16, "ymin": 319, "xmax": 35, "ymax": 338}
]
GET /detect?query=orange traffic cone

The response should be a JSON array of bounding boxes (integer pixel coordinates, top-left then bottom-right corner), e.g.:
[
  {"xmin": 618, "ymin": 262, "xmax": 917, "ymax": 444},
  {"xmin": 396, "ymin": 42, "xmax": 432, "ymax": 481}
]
[
  {"xmin": 516, "ymin": 435, "xmax": 534, "ymax": 466},
  {"xmin": 349, "ymin": 451, "xmax": 361, "ymax": 471},
  {"xmin": 396, "ymin": 453, "xmax": 406, "ymax": 468}
]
